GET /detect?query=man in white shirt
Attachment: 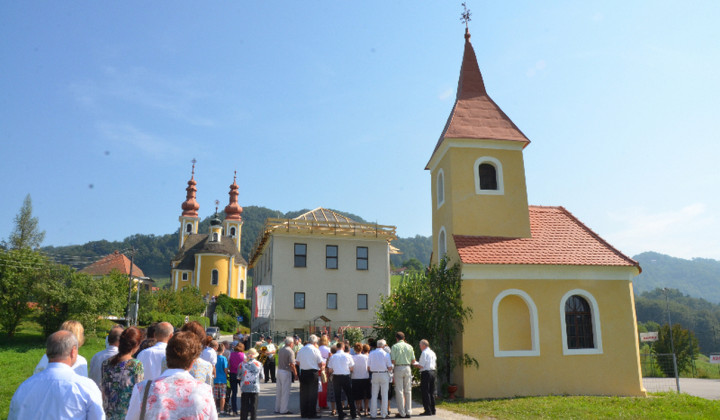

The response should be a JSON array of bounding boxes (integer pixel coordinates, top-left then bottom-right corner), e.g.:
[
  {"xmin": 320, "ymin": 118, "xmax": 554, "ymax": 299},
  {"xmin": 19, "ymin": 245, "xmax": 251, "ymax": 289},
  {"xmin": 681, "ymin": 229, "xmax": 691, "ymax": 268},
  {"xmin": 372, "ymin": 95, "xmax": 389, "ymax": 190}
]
[
  {"xmin": 88, "ymin": 325, "xmax": 124, "ymax": 386},
  {"xmin": 327, "ymin": 342, "xmax": 357, "ymax": 420},
  {"xmin": 264, "ymin": 336, "xmax": 277, "ymax": 383},
  {"xmin": 368, "ymin": 338, "xmax": 393, "ymax": 419},
  {"xmin": 136, "ymin": 321, "xmax": 173, "ymax": 380},
  {"xmin": 9, "ymin": 330, "xmax": 105, "ymax": 420},
  {"xmin": 296, "ymin": 334, "xmax": 324, "ymax": 419},
  {"xmin": 414, "ymin": 339, "xmax": 437, "ymax": 416}
]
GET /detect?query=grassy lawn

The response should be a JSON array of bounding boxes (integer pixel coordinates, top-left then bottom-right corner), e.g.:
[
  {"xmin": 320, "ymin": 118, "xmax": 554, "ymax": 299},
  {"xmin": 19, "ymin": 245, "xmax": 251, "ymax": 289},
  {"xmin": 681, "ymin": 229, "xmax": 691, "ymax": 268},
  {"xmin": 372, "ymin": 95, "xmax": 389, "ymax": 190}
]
[
  {"xmin": 0, "ymin": 320, "xmax": 106, "ymax": 419},
  {"xmin": 438, "ymin": 392, "xmax": 720, "ymax": 419}
]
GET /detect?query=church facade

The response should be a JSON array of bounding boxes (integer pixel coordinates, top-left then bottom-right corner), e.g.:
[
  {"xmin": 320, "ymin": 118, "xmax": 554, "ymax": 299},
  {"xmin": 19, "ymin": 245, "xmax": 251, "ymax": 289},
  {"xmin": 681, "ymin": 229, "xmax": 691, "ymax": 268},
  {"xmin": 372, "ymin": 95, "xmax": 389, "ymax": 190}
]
[
  {"xmin": 170, "ymin": 166, "xmax": 248, "ymax": 299},
  {"xmin": 428, "ymin": 29, "xmax": 645, "ymax": 397}
]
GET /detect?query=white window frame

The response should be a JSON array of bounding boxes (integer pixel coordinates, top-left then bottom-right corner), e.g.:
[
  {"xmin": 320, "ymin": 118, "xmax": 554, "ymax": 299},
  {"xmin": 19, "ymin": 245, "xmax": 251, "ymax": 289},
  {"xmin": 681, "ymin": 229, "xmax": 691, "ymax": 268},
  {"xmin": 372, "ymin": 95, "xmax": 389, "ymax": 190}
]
[
  {"xmin": 560, "ymin": 289, "xmax": 603, "ymax": 355},
  {"xmin": 438, "ymin": 226, "xmax": 447, "ymax": 258},
  {"xmin": 182, "ymin": 272, "xmax": 188, "ymax": 281},
  {"xmin": 492, "ymin": 289, "xmax": 540, "ymax": 357},
  {"xmin": 437, "ymin": 168, "xmax": 445, "ymax": 209},
  {"xmin": 474, "ymin": 156, "xmax": 504, "ymax": 195},
  {"xmin": 211, "ymin": 269, "xmax": 219, "ymax": 286}
]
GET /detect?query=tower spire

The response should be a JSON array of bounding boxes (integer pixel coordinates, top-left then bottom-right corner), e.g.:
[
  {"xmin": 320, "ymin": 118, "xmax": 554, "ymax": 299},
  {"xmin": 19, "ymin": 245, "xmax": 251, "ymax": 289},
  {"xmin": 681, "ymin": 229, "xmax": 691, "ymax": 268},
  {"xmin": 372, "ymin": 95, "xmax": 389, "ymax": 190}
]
[
  {"xmin": 181, "ymin": 159, "xmax": 200, "ymax": 217},
  {"xmin": 224, "ymin": 170, "xmax": 243, "ymax": 221}
]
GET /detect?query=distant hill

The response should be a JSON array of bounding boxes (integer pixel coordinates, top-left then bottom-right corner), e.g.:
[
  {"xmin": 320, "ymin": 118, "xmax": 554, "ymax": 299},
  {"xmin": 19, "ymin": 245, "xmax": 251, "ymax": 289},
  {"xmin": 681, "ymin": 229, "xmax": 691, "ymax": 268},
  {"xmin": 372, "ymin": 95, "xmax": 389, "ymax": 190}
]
[
  {"xmin": 41, "ymin": 206, "xmax": 432, "ymax": 277},
  {"xmin": 632, "ymin": 252, "xmax": 720, "ymax": 304}
]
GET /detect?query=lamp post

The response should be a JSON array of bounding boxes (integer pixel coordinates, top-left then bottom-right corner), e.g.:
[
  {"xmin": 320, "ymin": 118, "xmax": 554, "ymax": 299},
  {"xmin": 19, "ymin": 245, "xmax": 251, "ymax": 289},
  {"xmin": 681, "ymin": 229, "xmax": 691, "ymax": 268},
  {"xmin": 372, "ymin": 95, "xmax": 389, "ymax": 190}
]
[
  {"xmin": 664, "ymin": 287, "xmax": 680, "ymax": 392},
  {"xmin": 125, "ymin": 247, "xmax": 136, "ymax": 326}
]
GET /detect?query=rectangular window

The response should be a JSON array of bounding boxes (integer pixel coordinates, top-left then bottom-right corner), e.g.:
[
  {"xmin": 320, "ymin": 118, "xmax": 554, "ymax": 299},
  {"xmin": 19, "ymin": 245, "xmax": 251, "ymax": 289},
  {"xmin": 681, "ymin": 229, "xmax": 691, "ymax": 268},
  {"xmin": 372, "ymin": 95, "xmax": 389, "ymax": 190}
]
[
  {"xmin": 182, "ymin": 272, "xmax": 188, "ymax": 281},
  {"xmin": 294, "ymin": 243, "xmax": 307, "ymax": 267},
  {"xmin": 327, "ymin": 293, "xmax": 337, "ymax": 310},
  {"xmin": 356, "ymin": 246, "xmax": 368, "ymax": 270},
  {"xmin": 357, "ymin": 294, "xmax": 368, "ymax": 310},
  {"xmin": 294, "ymin": 292, "xmax": 305, "ymax": 309},
  {"xmin": 326, "ymin": 245, "xmax": 338, "ymax": 269}
]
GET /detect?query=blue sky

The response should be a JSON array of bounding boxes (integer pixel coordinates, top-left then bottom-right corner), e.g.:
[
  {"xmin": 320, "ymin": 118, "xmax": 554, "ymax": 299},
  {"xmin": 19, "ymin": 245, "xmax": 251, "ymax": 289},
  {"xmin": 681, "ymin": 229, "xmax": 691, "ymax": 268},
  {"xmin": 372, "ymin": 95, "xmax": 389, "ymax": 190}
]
[{"xmin": 1, "ymin": 1, "xmax": 718, "ymax": 259}]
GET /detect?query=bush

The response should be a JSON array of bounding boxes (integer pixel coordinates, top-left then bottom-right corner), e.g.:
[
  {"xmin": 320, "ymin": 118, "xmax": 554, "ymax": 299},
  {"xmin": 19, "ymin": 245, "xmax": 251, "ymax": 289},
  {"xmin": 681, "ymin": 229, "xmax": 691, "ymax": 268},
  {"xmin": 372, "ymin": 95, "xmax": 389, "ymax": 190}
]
[
  {"xmin": 138, "ymin": 310, "xmax": 208, "ymax": 328},
  {"xmin": 343, "ymin": 327, "xmax": 364, "ymax": 346},
  {"xmin": 216, "ymin": 313, "xmax": 237, "ymax": 332}
]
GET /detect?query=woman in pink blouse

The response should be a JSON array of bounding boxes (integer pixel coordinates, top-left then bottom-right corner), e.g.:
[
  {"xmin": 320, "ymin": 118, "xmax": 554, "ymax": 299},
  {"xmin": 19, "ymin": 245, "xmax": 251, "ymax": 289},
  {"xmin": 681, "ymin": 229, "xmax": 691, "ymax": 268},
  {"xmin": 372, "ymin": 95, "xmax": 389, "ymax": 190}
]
[
  {"xmin": 125, "ymin": 331, "xmax": 217, "ymax": 420},
  {"xmin": 227, "ymin": 342, "xmax": 246, "ymax": 416}
]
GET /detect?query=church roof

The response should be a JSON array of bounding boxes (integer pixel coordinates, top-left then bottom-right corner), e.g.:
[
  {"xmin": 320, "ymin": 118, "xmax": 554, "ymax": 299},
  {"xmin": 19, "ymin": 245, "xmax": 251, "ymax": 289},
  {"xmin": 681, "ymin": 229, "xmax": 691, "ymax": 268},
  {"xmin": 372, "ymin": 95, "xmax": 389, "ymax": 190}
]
[
  {"xmin": 79, "ymin": 250, "xmax": 146, "ymax": 277},
  {"xmin": 453, "ymin": 206, "xmax": 639, "ymax": 269},
  {"xmin": 292, "ymin": 208, "xmax": 358, "ymax": 224},
  {"xmin": 173, "ymin": 234, "xmax": 247, "ymax": 270},
  {"xmin": 427, "ymin": 29, "xmax": 529, "ymax": 169}
]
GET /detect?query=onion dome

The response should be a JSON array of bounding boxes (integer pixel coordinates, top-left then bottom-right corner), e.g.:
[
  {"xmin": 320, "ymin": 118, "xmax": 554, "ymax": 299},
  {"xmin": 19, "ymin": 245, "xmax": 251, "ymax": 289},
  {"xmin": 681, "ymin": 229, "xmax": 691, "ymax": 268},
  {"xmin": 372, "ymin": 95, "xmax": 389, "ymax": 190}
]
[
  {"xmin": 224, "ymin": 171, "xmax": 243, "ymax": 221},
  {"xmin": 181, "ymin": 161, "xmax": 200, "ymax": 217}
]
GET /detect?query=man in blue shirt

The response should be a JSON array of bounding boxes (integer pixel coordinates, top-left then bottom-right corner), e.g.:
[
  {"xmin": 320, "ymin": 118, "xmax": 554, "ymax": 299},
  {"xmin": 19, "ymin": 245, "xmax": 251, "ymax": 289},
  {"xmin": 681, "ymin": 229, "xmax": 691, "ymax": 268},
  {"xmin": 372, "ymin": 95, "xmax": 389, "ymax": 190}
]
[
  {"xmin": 215, "ymin": 342, "xmax": 229, "ymax": 415},
  {"xmin": 10, "ymin": 330, "xmax": 105, "ymax": 420}
]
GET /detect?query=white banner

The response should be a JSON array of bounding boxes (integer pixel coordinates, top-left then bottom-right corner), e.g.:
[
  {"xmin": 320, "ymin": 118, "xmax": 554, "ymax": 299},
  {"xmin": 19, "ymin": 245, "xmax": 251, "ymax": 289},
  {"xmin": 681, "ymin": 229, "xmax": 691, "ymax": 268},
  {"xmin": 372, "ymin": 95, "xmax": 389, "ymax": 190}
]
[
  {"xmin": 255, "ymin": 285, "xmax": 272, "ymax": 318},
  {"xmin": 710, "ymin": 354, "xmax": 720, "ymax": 364},
  {"xmin": 640, "ymin": 332, "xmax": 658, "ymax": 342}
]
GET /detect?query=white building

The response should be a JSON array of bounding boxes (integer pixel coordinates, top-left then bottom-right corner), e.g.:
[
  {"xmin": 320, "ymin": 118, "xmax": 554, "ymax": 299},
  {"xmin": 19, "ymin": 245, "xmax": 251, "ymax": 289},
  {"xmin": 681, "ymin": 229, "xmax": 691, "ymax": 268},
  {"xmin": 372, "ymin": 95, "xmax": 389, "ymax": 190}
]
[{"xmin": 249, "ymin": 208, "xmax": 398, "ymax": 335}]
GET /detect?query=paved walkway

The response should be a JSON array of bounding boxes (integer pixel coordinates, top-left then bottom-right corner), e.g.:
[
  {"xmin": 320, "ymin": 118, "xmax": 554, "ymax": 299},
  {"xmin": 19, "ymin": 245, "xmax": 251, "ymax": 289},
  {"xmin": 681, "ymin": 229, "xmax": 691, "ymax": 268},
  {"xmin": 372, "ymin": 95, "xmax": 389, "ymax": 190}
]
[
  {"xmin": 221, "ymin": 381, "xmax": 472, "ymax": 420},
  {"xmin": 643, "ymin": 377, "xmax": 720, "ymax": 400}
]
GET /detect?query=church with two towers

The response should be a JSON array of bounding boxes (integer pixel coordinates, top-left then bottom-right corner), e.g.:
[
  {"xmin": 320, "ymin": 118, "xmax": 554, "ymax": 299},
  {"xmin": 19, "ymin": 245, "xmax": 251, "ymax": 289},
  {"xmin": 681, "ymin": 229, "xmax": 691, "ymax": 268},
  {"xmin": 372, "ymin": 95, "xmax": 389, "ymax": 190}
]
[{"xmin": 170, "ymin": 164, "xmax": 248, "ymax": 300}]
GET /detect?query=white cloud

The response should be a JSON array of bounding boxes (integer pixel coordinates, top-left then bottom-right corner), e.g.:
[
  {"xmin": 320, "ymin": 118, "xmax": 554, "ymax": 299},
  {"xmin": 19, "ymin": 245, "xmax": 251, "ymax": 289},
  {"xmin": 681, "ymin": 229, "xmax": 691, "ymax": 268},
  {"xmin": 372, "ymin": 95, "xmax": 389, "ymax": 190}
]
[
  {"xmin": 96, "ymin": 122, "xmax": 183, "ymax": 159},
  {"xmin": 605, "ymin": 203, "xmax": 720, "ymax": 259},
  {"xmin": 526, "ymin": 60, "xmax": 547, "ymax": 78},
  {"xmin": 438, "ymin": 87, "xmax": 454, "ymax": 101},
  {"xmin": 69, "ymin": 66, "xmax": 215, "ymax": 127}
]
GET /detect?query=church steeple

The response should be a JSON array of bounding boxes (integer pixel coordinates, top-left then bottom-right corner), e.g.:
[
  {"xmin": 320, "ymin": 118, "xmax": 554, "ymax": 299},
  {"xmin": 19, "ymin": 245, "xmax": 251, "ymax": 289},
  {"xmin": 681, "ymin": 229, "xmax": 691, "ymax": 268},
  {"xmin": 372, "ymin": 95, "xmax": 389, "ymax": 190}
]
[
  {"xmin": 223, "ymin": 172, "xmax": 243, "ymax": 252},
  {"xmin": 178, "ymin": 160, "xmax": 200, "ymax": 248},
  {"xmin": 428, "ymin": 24, "xmax": 532, "ymax": 264},
  {"xmin": 427, "ymin": 28, "xmax": 529, "ymax": 170}
]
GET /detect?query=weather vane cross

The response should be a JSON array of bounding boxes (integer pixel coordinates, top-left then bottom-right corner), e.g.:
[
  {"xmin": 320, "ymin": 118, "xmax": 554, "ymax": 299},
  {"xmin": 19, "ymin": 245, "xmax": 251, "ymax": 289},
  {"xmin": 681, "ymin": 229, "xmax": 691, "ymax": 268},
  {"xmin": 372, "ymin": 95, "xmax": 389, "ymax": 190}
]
[
  {"xmin": 461, "ymin": 2, "xmax": 472, "ymax": 29},
  {"xmin": 215, "ymin": 199, "xmax": 220, "ymax": 214},
  {"xmin": 191, "ymin": 158, "xmax": 197, "ymax": 175}
]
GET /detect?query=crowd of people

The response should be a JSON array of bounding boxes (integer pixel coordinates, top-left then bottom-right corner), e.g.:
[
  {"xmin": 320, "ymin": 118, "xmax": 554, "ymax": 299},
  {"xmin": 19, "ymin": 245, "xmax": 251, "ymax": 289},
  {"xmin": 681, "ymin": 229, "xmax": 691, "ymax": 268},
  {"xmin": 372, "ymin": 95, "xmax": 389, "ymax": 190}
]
[{"xmin": 9, "ymin": 321, "xmax": 437, "ymax": 420}]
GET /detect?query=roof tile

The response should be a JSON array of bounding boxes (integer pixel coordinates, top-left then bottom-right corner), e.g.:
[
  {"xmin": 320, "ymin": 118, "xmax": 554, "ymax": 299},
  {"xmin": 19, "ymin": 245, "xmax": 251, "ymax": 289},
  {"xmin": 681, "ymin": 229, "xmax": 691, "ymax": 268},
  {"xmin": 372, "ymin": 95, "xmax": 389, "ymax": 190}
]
[
  {"xmin": 79, "ymin": 250, "xmax": 146, "ymax": 277},
  {"xmin": 453, "ymin": 206, "xmax": 639, "ymax": 268}
]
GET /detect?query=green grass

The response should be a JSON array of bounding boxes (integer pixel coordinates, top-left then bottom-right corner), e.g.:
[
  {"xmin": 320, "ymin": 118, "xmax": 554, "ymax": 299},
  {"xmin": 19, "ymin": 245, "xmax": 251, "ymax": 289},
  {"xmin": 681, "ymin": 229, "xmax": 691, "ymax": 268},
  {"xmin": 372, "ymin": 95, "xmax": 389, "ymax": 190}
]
[
  {"xmin": 0, "ymin": 320, "xmax": 106, "ymax": 419},
  {"xmin": 391, "ymin": 274, "xmax": 403, "ymax": 291},
  {"xmin": 438, "ymin": 392, "xmax": 720, "ymax": 419},
  {"xmin": 692, "ymin": 354, "xmax": 720, "ymax": 379}
]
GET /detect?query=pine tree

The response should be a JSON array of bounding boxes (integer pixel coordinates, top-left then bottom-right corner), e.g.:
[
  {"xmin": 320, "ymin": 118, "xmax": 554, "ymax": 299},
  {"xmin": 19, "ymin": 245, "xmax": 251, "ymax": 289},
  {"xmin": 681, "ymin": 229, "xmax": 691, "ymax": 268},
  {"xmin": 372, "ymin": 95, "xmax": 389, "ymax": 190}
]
[{"xmin": 8, "ymin": 194, "xmax": 45, "ymax": 250}]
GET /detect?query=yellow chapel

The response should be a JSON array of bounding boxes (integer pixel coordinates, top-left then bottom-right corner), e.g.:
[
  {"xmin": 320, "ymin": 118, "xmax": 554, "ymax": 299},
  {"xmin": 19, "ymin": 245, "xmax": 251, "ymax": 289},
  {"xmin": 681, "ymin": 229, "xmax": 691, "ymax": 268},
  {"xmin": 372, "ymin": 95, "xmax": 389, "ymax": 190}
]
[
  {"xmin": 171, "ymin": 164, "xmax": 247, "ymax": 299},
  {"xmin": 428, "ymin": 28, "xmax": 645, "ymax": 398}
]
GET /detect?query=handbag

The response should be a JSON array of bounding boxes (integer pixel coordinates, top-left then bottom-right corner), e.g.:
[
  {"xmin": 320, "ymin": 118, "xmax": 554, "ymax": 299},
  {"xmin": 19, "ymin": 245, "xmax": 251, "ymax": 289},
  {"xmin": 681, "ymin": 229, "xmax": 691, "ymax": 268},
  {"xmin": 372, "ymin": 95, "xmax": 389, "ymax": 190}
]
[{"xmin": 139, "ymin": 379, "xmax": 154, "ymax": 420}]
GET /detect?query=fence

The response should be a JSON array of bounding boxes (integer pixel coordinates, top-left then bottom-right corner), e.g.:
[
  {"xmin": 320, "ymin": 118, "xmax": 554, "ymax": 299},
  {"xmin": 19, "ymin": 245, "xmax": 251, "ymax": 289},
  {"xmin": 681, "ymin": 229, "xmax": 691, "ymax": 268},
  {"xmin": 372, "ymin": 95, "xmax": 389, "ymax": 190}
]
[{"xmin": 640, "ymin": 352, "xmax": 680, "ymax": 393}]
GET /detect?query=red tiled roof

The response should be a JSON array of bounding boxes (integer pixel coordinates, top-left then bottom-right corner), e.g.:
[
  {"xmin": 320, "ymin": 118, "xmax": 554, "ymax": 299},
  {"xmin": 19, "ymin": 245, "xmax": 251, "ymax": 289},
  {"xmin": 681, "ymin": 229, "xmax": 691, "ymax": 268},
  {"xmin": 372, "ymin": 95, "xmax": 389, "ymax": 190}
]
[
  {"xmin": 79, "ymin": 250, "xmax": 146, "ymax": 277},
  {"xmin": 453, "ymin": 206, "xmax": 639, "ymax": 268},
  {"xmin": 427, "ymin": 30, "xmax": 529, "ymax": 169}
]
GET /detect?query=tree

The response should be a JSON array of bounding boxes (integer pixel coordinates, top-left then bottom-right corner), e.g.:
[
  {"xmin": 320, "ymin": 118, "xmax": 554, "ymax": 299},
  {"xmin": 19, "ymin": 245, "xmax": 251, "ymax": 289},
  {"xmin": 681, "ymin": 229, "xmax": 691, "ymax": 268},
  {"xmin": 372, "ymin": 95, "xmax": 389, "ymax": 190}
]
[
  {"xmin": 0, "ymin": 248, "xmax": 47, "ymax": 336},
  {"xmin": 653, "ymin": 323, "xmax": 700, "ymax": 377},
  {"xmin": 375, "ymin": 257, "xmax": 477, "ymax": 386},
  {"xmin": 402, "ymin": 258, "xmax": 425, "ymax": 272},
  {"xmin": 343, "ymin": 327, "xmax": 364, "ymax": 346},
  {"xmin": 7, "ymin": 194, "xmax": 45, "ymax": 250}
]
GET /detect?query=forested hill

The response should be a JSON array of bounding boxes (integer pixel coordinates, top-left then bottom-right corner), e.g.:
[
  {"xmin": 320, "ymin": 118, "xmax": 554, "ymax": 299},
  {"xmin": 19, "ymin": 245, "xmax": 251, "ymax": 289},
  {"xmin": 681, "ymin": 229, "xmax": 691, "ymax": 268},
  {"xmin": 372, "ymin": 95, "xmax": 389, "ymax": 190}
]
[
  {"xmin": 632, "ymin": 252, "xmax": 720, "ymax": 304},
  {"xmin": 41, "ymin": 206, "xmax": 432, "ymax": 277}
]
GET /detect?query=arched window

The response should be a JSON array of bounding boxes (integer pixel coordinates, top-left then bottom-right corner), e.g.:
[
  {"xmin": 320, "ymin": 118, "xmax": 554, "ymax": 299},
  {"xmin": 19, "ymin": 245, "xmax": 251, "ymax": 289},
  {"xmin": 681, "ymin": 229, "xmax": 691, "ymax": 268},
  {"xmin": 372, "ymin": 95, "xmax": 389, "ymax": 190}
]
[
  {"xmin": 240, "ymin": 280, "xmax": 245, "ymax": 294},
  {"xmin": 560, "ymin": 289, "xmax": 602, "ymax": 355},
  {"xmin": 211, "ymin": 269, "xmax": 219, "ymax": 285},
  {"xmin": 474, "ymin": 156, "xmax": 504, "ymax": 195},
  {"xmin": 186, "ymin": 223, "xmax": 192, "ymax": 233},
  {"xmin": 478, "ymin": 163, "xmax": 497, "ymax": 190},
  {"xmin": 437, "ymin": 169, "xmax": 445, "ymax": 208},
  {"xmin": 492, "ymin": 289, "xmax": 540, "ymax": 357},
  {"xmin": 230, "ymin": 227, "xmax": 236, "ymax": 236},
  {"xmin": 212, "ymin": 232, "xmax": 219, "ymax": 241},
  {"xmin": 438, "ymin": 226, "xmax": 447, "ymax": 258},
  {"xmin": 565, "ymin": 296, "xmax": 593, "ymax": 349}
]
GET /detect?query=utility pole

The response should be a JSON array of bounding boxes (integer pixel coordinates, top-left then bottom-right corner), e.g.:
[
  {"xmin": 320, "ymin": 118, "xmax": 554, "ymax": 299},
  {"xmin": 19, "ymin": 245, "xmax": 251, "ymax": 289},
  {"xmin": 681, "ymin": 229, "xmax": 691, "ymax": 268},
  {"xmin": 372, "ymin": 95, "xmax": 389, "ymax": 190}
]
[
  {"xmin": 125, "ymin": 247, "xmax": 136, "ymax": 326},
  {"xmin": 664, "ymin": 287, "xmax": 680, "ymax": 392}
]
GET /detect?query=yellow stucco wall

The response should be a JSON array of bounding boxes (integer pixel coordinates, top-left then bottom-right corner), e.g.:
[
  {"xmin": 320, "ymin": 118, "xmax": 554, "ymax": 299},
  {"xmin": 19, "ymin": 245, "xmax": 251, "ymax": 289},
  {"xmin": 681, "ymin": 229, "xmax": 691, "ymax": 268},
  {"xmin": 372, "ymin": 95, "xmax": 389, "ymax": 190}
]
[
  {"xmin": 430, "ymin": 143, "xmax": 531, "ymax": 264},
  {"xmin": 498, "ymin": 294, "xmax": 532, "ymax": 351},
  {"xmin": 458, "ymin": 276, "xmax": 645, "ymax": 398},
  {"xmin": 195, "ymin": 254, "xmax": 245, "ymax": 299}
]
